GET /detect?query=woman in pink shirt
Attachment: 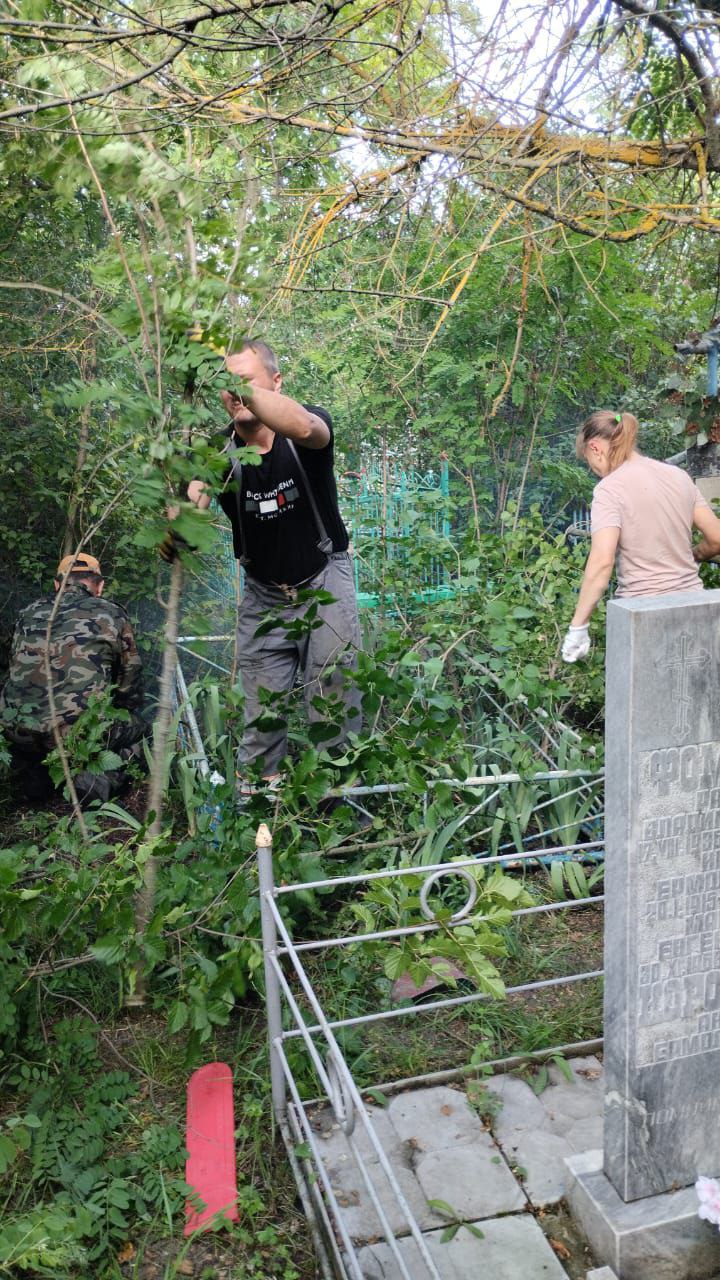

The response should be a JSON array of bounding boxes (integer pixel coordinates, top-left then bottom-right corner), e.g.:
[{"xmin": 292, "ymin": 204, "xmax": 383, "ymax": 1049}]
[{"xmin": 562, "ymin": 409, "xmax": 720, "ymax": 662}]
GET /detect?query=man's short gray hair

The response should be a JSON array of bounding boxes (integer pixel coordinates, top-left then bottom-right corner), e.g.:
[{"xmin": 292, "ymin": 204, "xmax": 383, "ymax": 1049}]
[{"xmin": 237, "ymin": 339, "xmax": 279, "ymax": 376}]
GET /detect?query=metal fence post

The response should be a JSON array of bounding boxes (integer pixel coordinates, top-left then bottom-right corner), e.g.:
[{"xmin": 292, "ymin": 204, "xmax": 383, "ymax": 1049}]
[{"xmin": 256, "ymin": 822, "xmax": 286, "ymax": 1121}]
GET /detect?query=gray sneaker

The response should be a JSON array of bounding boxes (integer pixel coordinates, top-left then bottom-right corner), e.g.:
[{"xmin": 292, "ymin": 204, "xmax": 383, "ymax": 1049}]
[{"xmin": 234, "ymin": 774, "xmax": 283, "ymax": 809}]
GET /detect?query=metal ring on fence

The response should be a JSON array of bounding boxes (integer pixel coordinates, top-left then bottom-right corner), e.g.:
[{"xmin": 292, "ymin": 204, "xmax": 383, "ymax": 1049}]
[
  {"xmin": 419, "ymin": 868, "xmax": 478, "ymax": 922},
  {"xmin": 326, "ymin": 1049, "xmax": 356, "ymax": 1136}
]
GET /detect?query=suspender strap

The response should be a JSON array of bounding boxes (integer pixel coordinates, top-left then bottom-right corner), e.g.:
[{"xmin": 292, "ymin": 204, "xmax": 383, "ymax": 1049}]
[
  {"xmin": 286, "ymin": 439, "xmax": 334, "ymax": 556},
  {"xmin": 229, "ymin": 451, "xmax": 251, "ymax": 568},
  {"xmin": 229, "ymin": 437, "xmax": 334, "ymax": 571}
]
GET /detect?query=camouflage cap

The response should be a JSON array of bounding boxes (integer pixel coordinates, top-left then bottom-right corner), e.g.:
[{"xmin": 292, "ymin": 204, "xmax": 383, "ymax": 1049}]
[{"xmin": 56, "ymin": 552, "xmax": 102, "ymax": 579}]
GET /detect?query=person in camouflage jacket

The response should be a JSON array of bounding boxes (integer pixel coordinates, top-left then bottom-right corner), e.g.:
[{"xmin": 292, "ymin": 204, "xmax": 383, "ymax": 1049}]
[{"xmin": 0, "ymin": 553, "xmax": 144, "ymax": 800}]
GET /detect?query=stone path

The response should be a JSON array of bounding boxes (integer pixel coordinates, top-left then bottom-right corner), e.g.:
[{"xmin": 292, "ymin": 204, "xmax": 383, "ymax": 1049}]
[{"xmin": 309, "ymin": 1055, "xmax": 605, "ymax": 1279}]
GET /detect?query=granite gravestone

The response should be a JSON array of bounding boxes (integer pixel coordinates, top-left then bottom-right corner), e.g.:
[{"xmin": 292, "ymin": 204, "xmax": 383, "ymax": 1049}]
[{"xmin": 604, "ymin": 589, "xmax": 720, "ymax": 1203}]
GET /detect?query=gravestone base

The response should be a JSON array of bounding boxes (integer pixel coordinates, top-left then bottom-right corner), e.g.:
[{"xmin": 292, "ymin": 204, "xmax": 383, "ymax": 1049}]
[{"xmin": 566, "ymin": 1150, "xmax": 720, "ymax": 1280}]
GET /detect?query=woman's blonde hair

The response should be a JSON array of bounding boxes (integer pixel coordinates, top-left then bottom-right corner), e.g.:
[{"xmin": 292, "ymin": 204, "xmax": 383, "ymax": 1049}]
[{"xmin": 575, "ymin": 409, "xmax": 639, "ymax": 473}]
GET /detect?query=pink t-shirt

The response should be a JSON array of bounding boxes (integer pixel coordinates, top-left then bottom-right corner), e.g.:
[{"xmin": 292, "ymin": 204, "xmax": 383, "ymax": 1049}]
[{"xmin": 590, "ymin": 455, "xmax": 707, "ymax": 597}]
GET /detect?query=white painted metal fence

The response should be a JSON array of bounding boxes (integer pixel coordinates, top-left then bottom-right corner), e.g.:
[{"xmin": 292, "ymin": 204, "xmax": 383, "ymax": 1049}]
[{"xmin": 255, "ymin": 781, "xmax": 605, "ymax": 1280}]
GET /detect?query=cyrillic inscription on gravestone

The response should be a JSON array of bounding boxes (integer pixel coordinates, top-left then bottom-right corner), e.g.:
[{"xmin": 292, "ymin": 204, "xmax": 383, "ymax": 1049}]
[
  {"xmin": 636, "ymin": 742, "xmax": 720, "ymax": 1070},
  {"xmin": 603, "ymin": 591, "xmax": 720, "ymax": 1202}
]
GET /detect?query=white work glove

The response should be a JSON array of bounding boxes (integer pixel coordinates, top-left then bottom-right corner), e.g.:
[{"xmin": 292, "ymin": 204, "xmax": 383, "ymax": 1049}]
[{"xmin": 562, "ymin": 624, "xmax": 591, "ymax": 663}]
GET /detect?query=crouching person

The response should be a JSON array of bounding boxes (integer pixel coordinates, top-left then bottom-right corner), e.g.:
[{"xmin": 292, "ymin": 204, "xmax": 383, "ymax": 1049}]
[{"xmin": 0, "ymin": 553, "xmax": 145, "ymax": 803}]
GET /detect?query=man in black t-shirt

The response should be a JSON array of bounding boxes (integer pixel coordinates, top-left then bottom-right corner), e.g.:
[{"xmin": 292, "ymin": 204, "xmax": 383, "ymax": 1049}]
[{"xmin": 188, "ymin": 339, "xmax": 362, "ymax": 787}]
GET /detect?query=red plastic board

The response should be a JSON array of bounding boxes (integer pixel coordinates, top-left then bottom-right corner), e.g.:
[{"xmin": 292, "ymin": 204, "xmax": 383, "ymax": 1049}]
[{"xmin": 185, "ymin": 1061, "xmax": 239, "ymax": 1234}]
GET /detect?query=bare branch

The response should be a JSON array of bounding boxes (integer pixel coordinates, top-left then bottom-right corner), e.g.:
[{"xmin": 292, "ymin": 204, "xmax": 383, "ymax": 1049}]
[{"xmin": 611, "ymin": 0, "xmax": 720, "ymax": 166}]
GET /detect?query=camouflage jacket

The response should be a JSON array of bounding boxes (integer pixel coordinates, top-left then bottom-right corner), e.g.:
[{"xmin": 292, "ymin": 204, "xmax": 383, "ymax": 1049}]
[{"xmin": 0, "ymin": 584, "xmax": 143, "ymax": 742}]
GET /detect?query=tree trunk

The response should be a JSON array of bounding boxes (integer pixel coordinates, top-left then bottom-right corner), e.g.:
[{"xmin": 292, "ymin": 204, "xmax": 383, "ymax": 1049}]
[{"xmin": 127, "ymin": 555, "xmax": 183, "ymax": 1005}]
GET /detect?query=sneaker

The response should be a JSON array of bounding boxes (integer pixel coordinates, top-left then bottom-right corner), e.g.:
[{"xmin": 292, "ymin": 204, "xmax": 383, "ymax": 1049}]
[{"xmin": 234, "ymin": 773, "xmax": 283, "ymax": 809}]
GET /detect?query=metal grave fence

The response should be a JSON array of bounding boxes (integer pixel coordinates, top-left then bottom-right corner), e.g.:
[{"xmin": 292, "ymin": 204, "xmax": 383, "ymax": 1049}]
[
  {"xmin": 255, "ymin": 764, "xmax": 605, "ymax": 1280},
  {"xmin": 339, "ymin": 462, "xmax": 452, "ymax": 608}
]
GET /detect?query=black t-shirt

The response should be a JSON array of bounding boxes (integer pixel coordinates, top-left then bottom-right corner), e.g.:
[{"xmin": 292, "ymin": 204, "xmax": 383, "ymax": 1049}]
[{"xmin": 216, "ymin": 405, "xmax": 350, "ymax": 586}]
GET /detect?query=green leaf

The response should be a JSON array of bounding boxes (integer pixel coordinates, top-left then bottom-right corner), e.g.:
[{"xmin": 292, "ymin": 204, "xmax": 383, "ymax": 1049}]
[
  {"xmin": 97, "ymin": 139, "xmax": 138, "ymax": 166},
  {"xmin": 427, "ymin": 1198, "xmax": 459, "ymax": 1220},
  {"xmin": 550, "ymin": 860, "xmax": 565, "ymax": 900},
  {"xmin": 565, "ymin": 861, "xmax": 589, "ymax": 899},
  {"xmin": 383, "ymin": 949, "xmax": 410, "ymax": 981},
  {"xmin": 363, "ymin": 1088, "xmax": 389, "ymax": 1107},
  {"xmin": 420, "ymin": 813, "xmax": 469, "ymax": 863},
  {"xmin": 97, "ymin": 801, "xmax": 142, "ymax": 830},
  {"xmin": 530, "ymin": 1065, "xmax": 549, "ymax": 1095},
  {"xmin": 551, "ymin": 1054, "xmax": 575, "ymax": 1084},
  {"xmin": 108, "ymin": 1182, "xmax": 131, "ymax": 1208},
  {"xmin": 168, "ymin": 1001, "xmax": 189, "ymax": 1033},
  {"xmin": 89, "ymin": 936, "xmax": 126, "ymax": 965},
  {"xmin": 464, "ymin": 1222, "xmax": 485, "ymax": 1239},
  {"xmin": 0, "ymin": 1133, "xmax": 18, "ymax": 1174},
  {"xmin": 486, "ymin": 599, "xmax": 509, "ymax": 620},
  {"xmin": 97, "ymin": 750, "xmax": 123, "ymax": 772}
]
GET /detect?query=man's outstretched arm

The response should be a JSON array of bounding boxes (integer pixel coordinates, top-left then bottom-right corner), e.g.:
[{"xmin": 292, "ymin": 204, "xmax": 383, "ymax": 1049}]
[{"xmin": 222, "ymin": 387, "xmax": 331, "ymax": 449}]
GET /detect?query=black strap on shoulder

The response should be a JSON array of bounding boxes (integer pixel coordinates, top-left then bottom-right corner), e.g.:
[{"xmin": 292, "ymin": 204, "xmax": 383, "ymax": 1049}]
[
  {"xmin": 229, "ymin": 451, "xmax": 252, "ymax": 568},
  {"xmin": 286, "ymin": 438, "xmax": 334, "ymax": 557}
]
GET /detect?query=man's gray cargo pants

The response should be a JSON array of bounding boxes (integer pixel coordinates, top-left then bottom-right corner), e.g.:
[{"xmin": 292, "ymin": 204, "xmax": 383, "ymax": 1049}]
[{"xmin": 235, "ymin": 551, "xmax": 362, "ymax": 776}]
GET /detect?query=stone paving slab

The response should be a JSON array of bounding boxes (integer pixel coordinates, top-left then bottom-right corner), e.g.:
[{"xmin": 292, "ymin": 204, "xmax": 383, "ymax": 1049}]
[
  {"xmin": 564, "ymin": 1115, "xmax": 603, "ymax": 1152},
  {"xmin": 327, "ymin": 1152, "xmax": 445, "ymax": 1241},
  {"xmin": 311, "ymin": 1103, "xmax": 406, "ymax": 1164},
  {"xmin": 386, "ymin": 1085, "xmax": 487, "ymax": 1153},
  {"xmin": 310, "ymin": 1059, "xmax": 606, "ymax": 1269},
  {"xmin": 356, "ymin": 1214, "xmax": 569, "ymax": 1279},
  {"xmin": 415, "ymin": 1137, "xmax": 525, "ymax": 1219},
  {"xmin": 541, "ymin": 1080, "xmax": 604, "ymax": 1125},
  {"xmin": 486, "ymin": 1073, "xmax": 551, "ymax": 1145},
  {"xmin": 486, "ymin": 1056, "xmax": 605, "ymax": 1208},
  {"xmin": 503, "ymin": 1128, "xmax": 575, "ymax": 1206},
  {"xmin": 311, "ymin": 1097, "xmax": 521, "ymax": 1243}
]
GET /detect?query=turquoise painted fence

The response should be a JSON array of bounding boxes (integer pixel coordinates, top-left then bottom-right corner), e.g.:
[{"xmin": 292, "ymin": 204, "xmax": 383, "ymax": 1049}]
[{"xmin": 339, "ymin": 460, "xmax": 451, "ymax": 607}]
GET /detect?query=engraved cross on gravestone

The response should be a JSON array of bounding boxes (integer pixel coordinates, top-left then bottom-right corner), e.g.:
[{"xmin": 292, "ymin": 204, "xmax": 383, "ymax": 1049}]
[
  {"xmin": 604, "ymin": 591, "xmax": 720, "ymax": 1202},
  {"xmin": 658, "ymin": 632, "xmax": 710, "ymax": 741}
]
